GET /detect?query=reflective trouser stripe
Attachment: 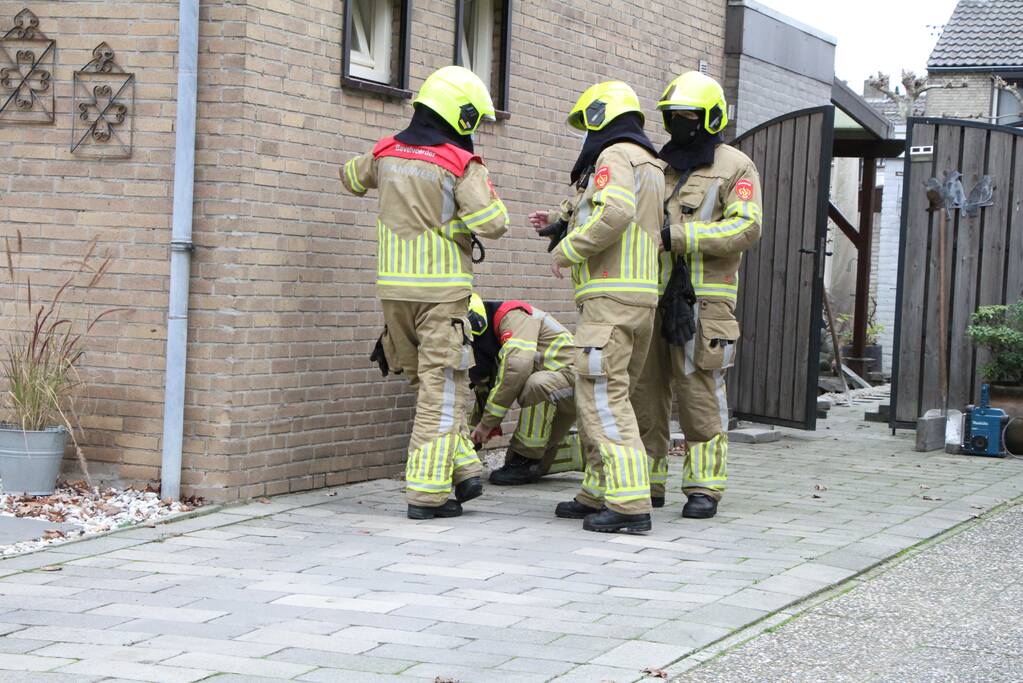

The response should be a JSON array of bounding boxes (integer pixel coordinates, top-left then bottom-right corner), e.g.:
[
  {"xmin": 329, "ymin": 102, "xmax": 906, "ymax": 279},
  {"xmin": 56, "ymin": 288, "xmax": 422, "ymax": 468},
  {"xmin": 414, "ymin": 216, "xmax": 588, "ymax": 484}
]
[
  {"xmin": 580, "ymin": 453, "xmax": 604, "ymax": 500},
  {"xmin": 682, "ymin": 432, "xmax": 727, "ymax": 490},
  {"xmin": 547, "ymin": 432, "xmax": 584, "ymax": 474},
  {"xmin": 438, "ymin": 368, "xmax": 456, "ymax": 432},
  {"xmin": 514, "ymin": 402, "xmax": 555, "ymax": 448},
  {"xmin": 601, "ymin": 442, "xmax": 650, "ymax": 505},
  {"xmin": 591, "ymin": 348, "xmax": 622, "ymax": 442},
  {"xmin": 406, "ymin": 433, "xmax": 477, "ymax": 493},
  {"xmin": 649, "ymin": 455, "xmax": 669, "ymax": 487}
]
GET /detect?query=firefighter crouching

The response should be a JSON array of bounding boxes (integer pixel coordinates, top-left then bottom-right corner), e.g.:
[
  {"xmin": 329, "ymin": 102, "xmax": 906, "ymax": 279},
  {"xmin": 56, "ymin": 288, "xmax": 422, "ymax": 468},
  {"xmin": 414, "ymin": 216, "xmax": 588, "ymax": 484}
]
[
  {"xmin": 341, "ymin": 66, "xmax": 509, "ymax": 520},
  {"xmin": 466, "ymin": 294, "xmax": 584, "ymax": 484},
  {"xmin": 530, "ymin": 81, "xmax": 665, "ymax": 534},
  {"xmin": 634, "ymin": 71, "xmax": 762, "ymax": 519}
]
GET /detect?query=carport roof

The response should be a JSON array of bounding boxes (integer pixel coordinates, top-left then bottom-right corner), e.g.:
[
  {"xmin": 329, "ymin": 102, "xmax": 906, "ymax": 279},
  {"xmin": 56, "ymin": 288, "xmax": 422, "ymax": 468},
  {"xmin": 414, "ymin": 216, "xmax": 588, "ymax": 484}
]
[{"xmin": 830, "ymin": 79, "xmax": 904, "ymax": 158}]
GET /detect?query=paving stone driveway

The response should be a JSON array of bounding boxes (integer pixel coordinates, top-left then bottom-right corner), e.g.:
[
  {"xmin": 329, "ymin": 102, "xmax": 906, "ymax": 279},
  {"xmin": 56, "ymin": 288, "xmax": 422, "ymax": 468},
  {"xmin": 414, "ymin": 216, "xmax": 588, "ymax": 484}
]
[{"xmin": 1, "ymin": 402, "xmax": 1022, "ymax": 683}]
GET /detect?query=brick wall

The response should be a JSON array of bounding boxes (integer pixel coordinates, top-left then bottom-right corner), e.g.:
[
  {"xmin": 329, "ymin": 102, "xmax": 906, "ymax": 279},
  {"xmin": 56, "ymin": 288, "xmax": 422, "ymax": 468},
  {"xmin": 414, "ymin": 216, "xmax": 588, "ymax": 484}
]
[
  {"xmin": 0, "ymin": 1, "xmax": 727, "ymax": 500},
  {"xmin": 924, "ymin": 72, "xmax": 993, "ymax": 120},
  {"xmin": 729, "ymin": 55, "xmax": 832, "ymax": 136}
]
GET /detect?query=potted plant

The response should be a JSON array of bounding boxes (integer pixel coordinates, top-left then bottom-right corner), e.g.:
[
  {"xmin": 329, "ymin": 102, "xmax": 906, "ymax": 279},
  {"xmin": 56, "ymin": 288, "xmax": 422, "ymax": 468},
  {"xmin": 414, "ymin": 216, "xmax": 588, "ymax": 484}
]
[
  {"xmin": 1, "ymin": 234, "xmax": 118, "ymax": 495},
  {"xmin": 837, "ymin": 298, "xmax": 885, "ymax": 379},
  {"xmin": 966, "ymin": 300, "xmax": 1023, "ymax": 453}
]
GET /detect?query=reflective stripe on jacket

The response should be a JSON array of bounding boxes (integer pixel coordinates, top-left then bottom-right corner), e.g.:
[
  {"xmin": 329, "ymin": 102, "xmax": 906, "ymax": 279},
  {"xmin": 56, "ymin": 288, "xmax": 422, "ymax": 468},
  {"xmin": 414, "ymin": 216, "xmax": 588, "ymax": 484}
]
[
  {"xmin": 665, "ymin": 144, "xmax": 762, "ymax": 304},
  {"xmin": 340, "ymin": 137, "xmax": 508, "ymax": 302},
  {"xmin": 553, "ymin": 142, "xmax": 665, "ymax": 307}
]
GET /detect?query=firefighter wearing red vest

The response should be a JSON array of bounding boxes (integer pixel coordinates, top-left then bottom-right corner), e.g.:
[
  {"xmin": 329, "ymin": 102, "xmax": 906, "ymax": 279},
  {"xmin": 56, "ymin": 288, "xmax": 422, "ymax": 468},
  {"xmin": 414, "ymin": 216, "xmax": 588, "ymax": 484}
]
[
  {"xmin": 634, "ymin": 71, "xmax": 762, "ymax": 519},
  {"xmin": 530, "ymin": 81, "xmax": 665, "ymax": 533},
  {"xmin": 340, "ymin": 66, "xmax": 509, "ymax": 520},
  {"xmin": 466, "ymin": 294, "xmax": 584, "ymax": 483}
]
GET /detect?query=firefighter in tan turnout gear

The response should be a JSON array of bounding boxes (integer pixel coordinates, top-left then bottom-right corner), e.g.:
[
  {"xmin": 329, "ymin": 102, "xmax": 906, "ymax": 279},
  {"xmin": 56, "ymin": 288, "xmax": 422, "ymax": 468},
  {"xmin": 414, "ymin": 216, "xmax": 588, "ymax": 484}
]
[
  {"xmin": 635, "ymin": 71, "xmax": 762, "ymax": 519},
  {"xmin": 465, "ymin": 294, "xmax": 584, "ymax": 484},
  {"xmin": 530, "ymin": 81, "xmax": 665, "ymax": 533},
  {"xmin": 340, "ymin": 66, "xmax": 509, "ymax": 520}
]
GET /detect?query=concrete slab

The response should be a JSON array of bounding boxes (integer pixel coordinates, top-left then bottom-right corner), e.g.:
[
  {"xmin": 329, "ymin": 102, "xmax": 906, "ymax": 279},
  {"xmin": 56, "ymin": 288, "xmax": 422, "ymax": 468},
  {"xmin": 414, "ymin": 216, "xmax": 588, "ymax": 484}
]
[
  {"xmin": 0, "ymin": 517, "xmax": 79, "ymax": 547},
  {"xmin": 727, "ymin": 427, "xmax": 781, "ymax": 444}
]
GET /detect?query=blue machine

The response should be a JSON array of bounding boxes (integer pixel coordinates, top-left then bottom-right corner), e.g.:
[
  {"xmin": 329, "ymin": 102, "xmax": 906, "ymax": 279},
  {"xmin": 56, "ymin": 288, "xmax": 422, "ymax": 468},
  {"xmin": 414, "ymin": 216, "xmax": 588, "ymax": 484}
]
[{"xmin": 961, "ymin": 384, "xmax": 1009, "ymax": 457}]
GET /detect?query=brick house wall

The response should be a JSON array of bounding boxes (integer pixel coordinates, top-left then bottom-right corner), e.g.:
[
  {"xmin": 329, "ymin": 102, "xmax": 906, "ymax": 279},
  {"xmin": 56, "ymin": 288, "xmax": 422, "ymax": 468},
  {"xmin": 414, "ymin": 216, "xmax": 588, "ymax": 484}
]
[
  {"xmin": 0, "ymin": 1, "xmax": 727, "ymax": 501},
  {"xmin": 727, "ymin": 54, "xmax": 833, "ymax": 135},
  {"xmin": 924, "ymin": 72, "xmax": 993, "ymax": 119}
]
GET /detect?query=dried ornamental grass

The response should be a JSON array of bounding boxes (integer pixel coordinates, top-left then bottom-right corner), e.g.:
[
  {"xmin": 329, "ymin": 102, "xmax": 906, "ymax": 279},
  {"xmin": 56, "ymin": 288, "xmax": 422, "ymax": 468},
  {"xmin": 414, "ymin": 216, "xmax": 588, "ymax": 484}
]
[{"xmin": 1, "ymin": 232, "xmax": 125, "ymax": 485}]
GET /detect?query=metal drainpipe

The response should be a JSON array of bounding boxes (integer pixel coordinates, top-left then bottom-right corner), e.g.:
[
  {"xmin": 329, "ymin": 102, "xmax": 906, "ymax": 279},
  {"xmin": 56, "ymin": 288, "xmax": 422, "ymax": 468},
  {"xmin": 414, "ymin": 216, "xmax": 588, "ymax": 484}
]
[{"xmin": 160, "ymin": 0, "xmax": 200, "ymax": 501}]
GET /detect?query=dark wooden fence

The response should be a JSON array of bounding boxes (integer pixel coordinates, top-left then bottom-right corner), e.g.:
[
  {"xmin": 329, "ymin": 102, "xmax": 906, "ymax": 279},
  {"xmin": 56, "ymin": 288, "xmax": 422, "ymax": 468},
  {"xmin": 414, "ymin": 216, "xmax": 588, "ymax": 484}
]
[
  {"xmin": 891, "ymin": 118, "xmax": 1023, "ymax": 427},
  {"xmin": 729, "ymin": 106, "xmax": 834, "ymax": 429}
]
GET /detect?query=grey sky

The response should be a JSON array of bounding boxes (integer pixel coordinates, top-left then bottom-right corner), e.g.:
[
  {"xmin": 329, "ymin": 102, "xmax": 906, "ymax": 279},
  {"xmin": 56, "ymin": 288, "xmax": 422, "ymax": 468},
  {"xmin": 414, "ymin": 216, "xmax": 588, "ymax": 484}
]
[{"xmin": 757, "ymin": 0, "xmax": 960, "ymax": 90}]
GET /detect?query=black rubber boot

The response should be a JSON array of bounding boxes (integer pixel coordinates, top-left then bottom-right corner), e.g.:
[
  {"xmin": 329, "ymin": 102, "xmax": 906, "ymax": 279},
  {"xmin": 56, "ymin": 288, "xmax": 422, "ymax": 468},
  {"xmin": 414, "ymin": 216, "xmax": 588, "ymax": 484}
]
[
  {"xmin": 682, "ymin": 493, "xmax": 718, "ymax": 519},
  {"xmin": 583, "ymin": 508, "xmax": 652, "ymax": 533},
  {"xmin": 407, "ymin": 499, "xmax": 463, "ymax": 520},
  {"xmin": 489, "ymin": 452, "xmax": 541, "ymax": 486},
  {"xmin": 454, "ymin": 476, "xmax": 483, "ymax": 503},
  {"xmin": 555, "ymin": 500, "xmax": 601, "ymax": 519},
  {"xmin": 651, "ymin": 496, "xmax": 665, "ymax": 508}
]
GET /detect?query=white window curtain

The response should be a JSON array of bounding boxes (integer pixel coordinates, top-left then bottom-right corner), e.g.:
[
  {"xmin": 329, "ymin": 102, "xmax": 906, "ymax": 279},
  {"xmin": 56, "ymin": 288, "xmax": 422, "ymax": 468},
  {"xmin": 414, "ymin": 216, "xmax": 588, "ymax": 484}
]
[{"xmin": 459, "ymin": 0, "xmax": 493, "ymax": 88}]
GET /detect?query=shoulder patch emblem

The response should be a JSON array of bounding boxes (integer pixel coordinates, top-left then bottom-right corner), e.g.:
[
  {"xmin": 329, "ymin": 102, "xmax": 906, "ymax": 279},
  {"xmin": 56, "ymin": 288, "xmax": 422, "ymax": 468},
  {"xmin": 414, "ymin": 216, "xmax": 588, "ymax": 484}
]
[
  {"xmin": 594, "ymin": 165, "xmax": 610, "ymax": 189},
  {"xmin": 735, "ymin": 179, "xmax": 754, "ymax": 201},
  {"xmin": 500, "ymin": 330, "xmax": 513, "ymax": 344}
]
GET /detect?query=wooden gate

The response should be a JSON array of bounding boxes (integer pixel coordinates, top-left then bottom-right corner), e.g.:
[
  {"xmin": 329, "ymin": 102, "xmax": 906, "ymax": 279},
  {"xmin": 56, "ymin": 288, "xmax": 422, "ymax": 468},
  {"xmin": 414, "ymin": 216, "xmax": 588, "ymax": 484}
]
[
  {"xmin": 728, "ymin": 106, "xmax": 835, "ymax": 429},
  {"xmin": 891, "ymin": 118, "xmax": 1023, "ymax": 427}
]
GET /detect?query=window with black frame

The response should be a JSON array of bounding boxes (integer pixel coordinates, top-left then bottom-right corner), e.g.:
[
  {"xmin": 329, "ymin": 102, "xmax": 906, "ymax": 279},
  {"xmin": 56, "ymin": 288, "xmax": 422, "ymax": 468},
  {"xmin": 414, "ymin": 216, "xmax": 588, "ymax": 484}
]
[
  {"xmin": 454, "ymin": 0, "xmax": 512, "ymax": 116},
  {"xmin": 342, "ymin": 0, "xmax": 412, "ymax": 98}
]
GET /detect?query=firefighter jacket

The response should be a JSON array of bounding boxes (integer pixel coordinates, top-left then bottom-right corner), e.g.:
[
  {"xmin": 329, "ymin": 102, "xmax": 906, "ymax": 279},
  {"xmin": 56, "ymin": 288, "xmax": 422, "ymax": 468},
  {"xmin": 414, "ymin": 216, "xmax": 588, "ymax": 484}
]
[
  {"xmin": 552, "ymin": 142, "xmax": 665, "ymax": 308},
  {"xmin": 476, "ymin": 301, "xmax": 574, "ymax": 431},
  {"xmin": 664, "ymin": 143, "xmax": 762, "ymax": 306},
  {"xmin": 340, "ymin": 136, "xmax": 509, "ymax": 302}
]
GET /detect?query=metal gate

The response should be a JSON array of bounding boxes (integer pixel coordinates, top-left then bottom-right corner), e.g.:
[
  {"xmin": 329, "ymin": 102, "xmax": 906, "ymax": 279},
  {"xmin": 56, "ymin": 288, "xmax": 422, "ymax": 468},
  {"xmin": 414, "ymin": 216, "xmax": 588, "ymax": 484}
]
[
  {"xmin": 728, "ymin": 105, "xmax": 835, "ymax": 429},
  {"xmin": 891, "ymin": 118, "xmax": 1023, "ymax": 428}
]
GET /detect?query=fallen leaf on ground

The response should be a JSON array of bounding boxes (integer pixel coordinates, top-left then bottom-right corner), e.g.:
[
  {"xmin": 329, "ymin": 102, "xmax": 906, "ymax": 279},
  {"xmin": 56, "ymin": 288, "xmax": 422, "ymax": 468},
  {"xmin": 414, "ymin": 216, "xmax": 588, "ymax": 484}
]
[
  {"xmin": 922, "ymin": 495, "xmax": 942, "ymax": 501},
  {"xmin": 814, "ymin": 484, "xmax": 827, "ymax": 492},
  {"xmin": 325, "ymin": 491, "xmax": 338, "ymax": 497},
  {"xmin": 434, "ymin": 677, "xmax": 459, "ymax": 683},
  {"xmin": 919, "ymin": 484, "xmax": 930, "ymax": 489},
  {"xmin": 257, "ymin": 498, "xmax": 271, "ymax": 504},
  {"xmin": 812, "ymin": 494, "xmax": 822, "ymax": 499},
  {"xmin": 38, "ymin": 565, "xmax": 62, "ymax": 572},
  {"xmin": 41, "ymin": 530, "xmax": 64, "ymax": 540},
  {"xmin": 642, "ymin": 667, "xmax": 668, "ymax": 678}
]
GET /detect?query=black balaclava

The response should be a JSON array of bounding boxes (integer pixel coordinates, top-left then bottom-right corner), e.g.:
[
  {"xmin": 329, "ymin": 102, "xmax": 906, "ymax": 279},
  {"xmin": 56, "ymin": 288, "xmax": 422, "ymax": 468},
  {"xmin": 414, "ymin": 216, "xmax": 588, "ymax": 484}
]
[
  {"xmin": 658, "ymin": 111, "xmax": 722, "ymax": 177},
  {"xmin": 570, "ymin": 112, "xmax": 657, "ymax": 185},
  {"xmin": 468, "ymin": 300, "xmax": 503, "ymax": 387},
  {"xmin": 395, "ymin": 105, "xmax": 474, "ymax": 153}
]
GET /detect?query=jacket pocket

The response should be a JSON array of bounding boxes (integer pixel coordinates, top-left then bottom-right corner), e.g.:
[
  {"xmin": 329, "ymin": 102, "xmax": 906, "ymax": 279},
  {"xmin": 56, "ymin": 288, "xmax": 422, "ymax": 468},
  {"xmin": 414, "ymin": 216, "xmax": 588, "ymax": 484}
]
[
  {"xmin": 695, "ymin": 315, "xmax": 740, "ymax": 370},
  {"xmin": 573, "ymin": 323, "xmax": 614, "ymax": 378},
  {"xmin": 448, "ymin": 317, "xmax": 473, "ymax": 371}
]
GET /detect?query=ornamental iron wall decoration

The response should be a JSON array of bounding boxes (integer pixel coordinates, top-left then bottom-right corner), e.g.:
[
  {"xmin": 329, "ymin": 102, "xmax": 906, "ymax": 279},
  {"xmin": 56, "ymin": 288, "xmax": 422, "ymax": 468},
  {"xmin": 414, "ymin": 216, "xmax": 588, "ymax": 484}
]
[
  {"xmin": 0, "ymin": 9, "xmax": 56, "ymax": 124},
  {"xmin": 71, "ymin": 42, "xmax": 134, "ymax": 158}
]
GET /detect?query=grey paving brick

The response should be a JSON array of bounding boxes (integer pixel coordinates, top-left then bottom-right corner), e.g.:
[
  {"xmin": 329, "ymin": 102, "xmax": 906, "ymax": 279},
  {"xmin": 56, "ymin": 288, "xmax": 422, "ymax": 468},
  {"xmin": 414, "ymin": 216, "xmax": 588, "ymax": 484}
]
[
  {"xmin": 137, "ymin": 634, "xmax": 286, "ymax": 658},
  {"xmin": 161, "ymin": 652, "xmax": 315, "ymax": 679},
  {"xmin": 550, "ymin": 662, "xmax": 644, "ymax": 683},
  {"xmin": 269, "ymin": 647, "xmax": 414, "ymax": 673},
  {"xmin": 56, "ymin": 659, "xmax": 212, "ymax": 682},
  {"xmin": 31, "ymin": 642, "xmax": 181, "ymax": 663},
  {"xmin": 13, "ymin": 625, "xmax": 149, "ymax": 646},
  {"xmin": 0, "ymin": 653, "xmax": 75, "ymax": 672}
]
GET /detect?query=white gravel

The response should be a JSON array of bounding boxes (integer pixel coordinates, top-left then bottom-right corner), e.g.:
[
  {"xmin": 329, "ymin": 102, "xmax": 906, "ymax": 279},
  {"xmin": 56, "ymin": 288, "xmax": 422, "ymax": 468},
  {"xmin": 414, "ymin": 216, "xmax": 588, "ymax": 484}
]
[{"xmin": 0, "ymin": 481, "xmax": 200, "ymax": 556}]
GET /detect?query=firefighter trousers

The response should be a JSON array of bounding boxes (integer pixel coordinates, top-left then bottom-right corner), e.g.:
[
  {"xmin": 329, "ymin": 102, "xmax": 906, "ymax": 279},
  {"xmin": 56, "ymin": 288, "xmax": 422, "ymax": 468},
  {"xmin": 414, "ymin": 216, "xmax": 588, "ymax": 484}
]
[
  {"xmin": 380, "ymin": 298, "xmax": 481, "ymax": 507},
  {"xmin": 572, "ymin": 296, "xmax": 655, "ymax": 515},
  {"xmin": 634, "ymin": 306, "xmax": 732, "ymax": 502},
  {"xmin": 508, "ymin": 369, "xmax": 578, "ymax": 467}
]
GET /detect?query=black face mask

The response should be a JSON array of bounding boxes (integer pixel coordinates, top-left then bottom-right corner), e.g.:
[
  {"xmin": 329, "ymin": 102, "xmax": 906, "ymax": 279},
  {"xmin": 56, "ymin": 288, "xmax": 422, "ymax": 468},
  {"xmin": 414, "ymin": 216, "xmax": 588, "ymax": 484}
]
[
  {"xmin": 659, "ymin": 111, "xmax": 722, "ymax": 176},
  {"xmin": 668, "ymin": 115, "xmax": 703, "ymax": 147}
]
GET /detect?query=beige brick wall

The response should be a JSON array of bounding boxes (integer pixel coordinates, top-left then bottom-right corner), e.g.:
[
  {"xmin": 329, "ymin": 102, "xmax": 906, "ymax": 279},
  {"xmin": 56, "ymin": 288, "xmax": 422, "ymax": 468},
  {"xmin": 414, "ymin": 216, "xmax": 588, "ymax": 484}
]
[
  {"xmin": 924, "ymin": 72, "xmax": 993, "ymax": 120},
  {"xmin": 1, "ymin": 0, "xmax": 726, "ymax": 501}
]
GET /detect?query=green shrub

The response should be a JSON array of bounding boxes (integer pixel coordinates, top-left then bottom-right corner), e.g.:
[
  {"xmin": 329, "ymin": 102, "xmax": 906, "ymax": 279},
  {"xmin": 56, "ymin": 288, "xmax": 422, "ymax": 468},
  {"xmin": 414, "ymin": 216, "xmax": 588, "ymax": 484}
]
[{"xmin": 967, "ymin": 300, "xmax": 1023, "ymax": 384}]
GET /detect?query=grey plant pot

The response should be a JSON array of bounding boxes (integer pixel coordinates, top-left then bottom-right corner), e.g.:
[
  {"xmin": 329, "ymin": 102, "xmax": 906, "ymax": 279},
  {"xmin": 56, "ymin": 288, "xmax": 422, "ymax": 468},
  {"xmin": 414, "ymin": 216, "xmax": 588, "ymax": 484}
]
[{"xmin": 0, "ymin": 424, "xmax": 68, "ymax": 496}]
